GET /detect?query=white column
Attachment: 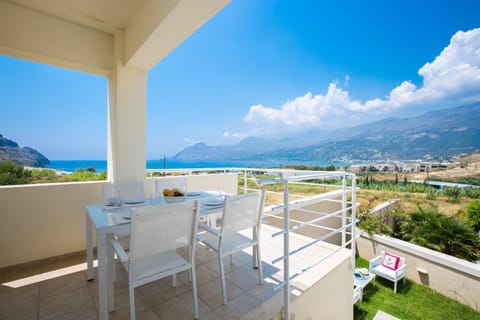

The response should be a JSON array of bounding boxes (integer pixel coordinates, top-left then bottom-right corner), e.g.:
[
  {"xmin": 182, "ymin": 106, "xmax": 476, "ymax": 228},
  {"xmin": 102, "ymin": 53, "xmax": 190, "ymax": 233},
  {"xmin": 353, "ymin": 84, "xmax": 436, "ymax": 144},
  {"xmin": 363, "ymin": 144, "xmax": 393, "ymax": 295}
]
[{"xmin": 107, "ymin": 32, "xmax": 147, "ymax": 183}]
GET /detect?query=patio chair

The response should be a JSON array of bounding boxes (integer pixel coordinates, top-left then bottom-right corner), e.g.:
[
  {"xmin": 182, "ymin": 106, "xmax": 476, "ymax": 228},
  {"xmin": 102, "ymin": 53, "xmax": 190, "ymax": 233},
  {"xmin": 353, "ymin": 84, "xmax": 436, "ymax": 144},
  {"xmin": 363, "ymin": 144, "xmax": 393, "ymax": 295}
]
[
  {"xmin": 369, "ymin": 251, "xmax": 407, "ymax": 293},
  {"xmin": 110, "ymin": 202, "xmax": 200, "ymax": 320},
  {"xmin": 155, "ymin": 176, "xmax": 187, "ymax": 196},
  {"xmin": 198, "ymin": 190, "xmax": 266, "ymax": 304}
]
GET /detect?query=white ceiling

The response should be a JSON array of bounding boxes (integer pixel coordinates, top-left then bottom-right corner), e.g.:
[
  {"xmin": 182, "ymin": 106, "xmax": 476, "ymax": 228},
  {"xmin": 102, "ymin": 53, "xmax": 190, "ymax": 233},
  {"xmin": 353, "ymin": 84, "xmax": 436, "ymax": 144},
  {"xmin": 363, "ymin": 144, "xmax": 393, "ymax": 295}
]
[{"xmin": 5, "ymin": 0, "xmax": 148, "ymax": 34}]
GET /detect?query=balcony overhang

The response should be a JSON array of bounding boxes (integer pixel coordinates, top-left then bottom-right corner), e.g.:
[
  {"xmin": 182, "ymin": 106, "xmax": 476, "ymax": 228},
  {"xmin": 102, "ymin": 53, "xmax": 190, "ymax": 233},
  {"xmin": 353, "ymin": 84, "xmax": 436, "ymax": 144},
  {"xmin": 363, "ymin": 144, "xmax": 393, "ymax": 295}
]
[{"xmin": 0, "ymin": 0, "xmax": 230, "ymax": 74}]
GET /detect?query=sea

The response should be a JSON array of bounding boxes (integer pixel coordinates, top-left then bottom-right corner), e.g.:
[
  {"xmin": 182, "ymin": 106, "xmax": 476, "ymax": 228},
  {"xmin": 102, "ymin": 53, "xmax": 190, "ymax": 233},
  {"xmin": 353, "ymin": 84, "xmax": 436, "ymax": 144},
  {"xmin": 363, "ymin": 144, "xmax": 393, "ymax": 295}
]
[{"xmin": 47, "ymin": 159, "xmax": 342, "ymax": 173}]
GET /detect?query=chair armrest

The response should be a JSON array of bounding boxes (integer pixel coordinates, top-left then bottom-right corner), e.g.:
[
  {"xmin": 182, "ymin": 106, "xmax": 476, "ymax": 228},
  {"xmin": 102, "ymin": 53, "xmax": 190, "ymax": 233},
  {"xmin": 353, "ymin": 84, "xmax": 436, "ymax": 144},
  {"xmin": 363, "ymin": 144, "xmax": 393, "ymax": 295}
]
[
  {"xmin": 199, "ymin": 222, "xmax": 221, "ymax": 236},
  {"xmin": 369, "ymin": 255, "xmax": 382, "ymax": 271},
  {"xmin": 110, "ymin": 238, "xmax": 129, "ymax": 263},
  {"xmin": 396, "ymin": 263, "xmax": 407, "ymax": 277}
]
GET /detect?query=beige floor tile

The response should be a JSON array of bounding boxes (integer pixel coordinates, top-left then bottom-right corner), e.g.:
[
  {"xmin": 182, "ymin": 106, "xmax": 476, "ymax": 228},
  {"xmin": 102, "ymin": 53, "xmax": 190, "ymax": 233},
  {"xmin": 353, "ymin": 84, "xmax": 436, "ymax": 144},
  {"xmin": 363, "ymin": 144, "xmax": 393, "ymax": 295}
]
[
  {"xmin": 246, "ymin": 279, "xmax": 280, "ymax": 303},
  {"xmin": 198, "ymin": 277, "xmax": 244, "ymax": 309},
  {"xmin": 213, "ymin": 292, "xmax": 261, "ymax": 320},
  {"xmin": 39, "ymin": 271, "xmax": 86, "ymax": 298},
  {"xmin": 179, "ymin": 264, "xmax": 220, "ymax": 287},
  {"xmin": 38, "ymin": 284, "xmax": 96, "ymax": 320},
  {"xmin": 201, "ymin": 310, "xmax": 224, "ymax": 320},
  {"xmin": 225, "ymin": 264, "xmax": 261, "ymax": 292},
  {"xmin": 140, "ymin": 276, "xmax": 189, "ymax": 305},
  {"xmin": 0, "ymin": 284, "xmax": 38, "ymax": 320},
  {"xmin": 152, "ymin": 291, "xmax": 212, "ymax": 320}
]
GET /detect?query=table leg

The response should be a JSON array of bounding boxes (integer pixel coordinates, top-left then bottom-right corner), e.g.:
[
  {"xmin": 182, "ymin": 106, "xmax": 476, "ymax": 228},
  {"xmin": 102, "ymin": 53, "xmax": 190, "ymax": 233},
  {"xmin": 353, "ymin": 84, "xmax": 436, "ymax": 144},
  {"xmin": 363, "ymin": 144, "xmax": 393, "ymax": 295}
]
[
  {"xmin": 86, "ymin": 211, "xmax": 94, "ymax": 280},
  {"xmin": 97, "ymin": 231, "xmax": 114, "ymax": 320},
  {"xmin": 107, "ymin": 233, "xmax": 115, "ymax": 312}
]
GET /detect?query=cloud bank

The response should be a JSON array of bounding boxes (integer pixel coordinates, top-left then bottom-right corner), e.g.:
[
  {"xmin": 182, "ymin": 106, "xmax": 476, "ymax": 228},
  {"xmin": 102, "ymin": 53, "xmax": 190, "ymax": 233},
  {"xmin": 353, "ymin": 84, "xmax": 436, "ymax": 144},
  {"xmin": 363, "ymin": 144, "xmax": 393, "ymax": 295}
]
[{"xmin": 238, "ymin": 28, "xmax": 480, "ymax": 136}]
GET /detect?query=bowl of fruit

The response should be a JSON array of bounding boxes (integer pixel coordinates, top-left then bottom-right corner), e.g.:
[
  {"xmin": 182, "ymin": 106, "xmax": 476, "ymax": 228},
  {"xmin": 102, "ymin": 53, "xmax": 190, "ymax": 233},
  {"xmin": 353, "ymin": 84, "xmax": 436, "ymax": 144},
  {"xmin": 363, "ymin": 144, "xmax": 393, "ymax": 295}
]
[{"xmin": 163, "ymin": 187, "xmax": 187, "ymax": 203}]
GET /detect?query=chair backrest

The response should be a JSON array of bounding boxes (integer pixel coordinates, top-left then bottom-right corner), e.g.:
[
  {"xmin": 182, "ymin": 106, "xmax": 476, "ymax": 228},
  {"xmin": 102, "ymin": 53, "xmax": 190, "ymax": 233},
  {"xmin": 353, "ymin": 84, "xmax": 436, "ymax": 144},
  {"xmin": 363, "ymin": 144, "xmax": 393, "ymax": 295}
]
[
  {"xmin": 129, "ymin": 202, "xmax": 200, "ymax": 278},
  {"xmin": 102, "ymin": 181, "xmax": 144, "ymax": 203},
  {"xmin": 155, "ymin": 176, "xmax": 187, "ymax": 196},
  {"xmin": 220, "ymin": 190, "xmax": 266, "ymax": 243}
]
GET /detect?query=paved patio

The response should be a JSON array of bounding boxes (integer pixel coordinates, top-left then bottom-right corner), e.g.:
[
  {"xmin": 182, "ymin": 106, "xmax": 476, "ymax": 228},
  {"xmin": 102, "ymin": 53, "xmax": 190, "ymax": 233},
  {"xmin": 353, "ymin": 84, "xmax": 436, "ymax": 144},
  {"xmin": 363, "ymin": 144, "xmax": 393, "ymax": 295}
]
[{"xmin": 0, "ymin": 225, "xmax": 343, "ymax": 320}]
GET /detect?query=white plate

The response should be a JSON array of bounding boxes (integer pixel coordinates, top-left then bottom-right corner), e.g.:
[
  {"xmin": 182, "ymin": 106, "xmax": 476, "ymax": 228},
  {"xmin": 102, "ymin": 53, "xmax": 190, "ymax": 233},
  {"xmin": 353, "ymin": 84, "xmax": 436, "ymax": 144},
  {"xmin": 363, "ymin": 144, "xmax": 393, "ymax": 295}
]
[
  {"xmin": 124, "ymin": 198, "xmax": 145, "ymax": 204},
  {"xmin": 187, "ymin": 192, "xmax": 201, "ymax": 196},
  {"xmin": 203, "ymin": 199, "xmax": 224, "ymax": 206}
]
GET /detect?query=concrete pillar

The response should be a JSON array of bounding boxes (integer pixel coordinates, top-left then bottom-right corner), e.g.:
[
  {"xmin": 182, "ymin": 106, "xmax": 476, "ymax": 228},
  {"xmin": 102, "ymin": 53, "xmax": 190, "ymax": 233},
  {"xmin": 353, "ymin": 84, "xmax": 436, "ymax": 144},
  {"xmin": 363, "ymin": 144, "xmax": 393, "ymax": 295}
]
[{"xmin": 107, "ymin": 32, "xmax": 147, "ymax": 183}]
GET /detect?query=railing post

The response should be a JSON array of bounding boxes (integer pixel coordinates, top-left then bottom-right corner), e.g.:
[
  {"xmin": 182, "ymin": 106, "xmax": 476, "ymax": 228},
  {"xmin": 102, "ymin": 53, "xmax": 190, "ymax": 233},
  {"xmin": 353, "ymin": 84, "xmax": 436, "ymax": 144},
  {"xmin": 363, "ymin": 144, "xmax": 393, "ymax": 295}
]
[
  {"xmin": 341, "ymin": 175, "xmax": 347, "ymax": 247},
  {"xmin": 351, "ymin": 175, "xmax": 357, "ymax": 268},
  {"xmin": 283, "ymin": 179, "xmax": 290, "ymax": 320},
  {"xmin": 244, "ymin": 170, "xmax": 248, "ymax": 194}
]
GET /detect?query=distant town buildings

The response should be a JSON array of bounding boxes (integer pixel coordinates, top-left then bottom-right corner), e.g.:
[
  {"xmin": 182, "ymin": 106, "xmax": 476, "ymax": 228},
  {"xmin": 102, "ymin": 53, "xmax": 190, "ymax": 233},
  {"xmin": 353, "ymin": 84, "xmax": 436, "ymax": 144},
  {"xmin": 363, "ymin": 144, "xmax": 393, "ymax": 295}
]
[{"xmin": 349, "ymin": 161, "xmax": 450, "ymax": 173}]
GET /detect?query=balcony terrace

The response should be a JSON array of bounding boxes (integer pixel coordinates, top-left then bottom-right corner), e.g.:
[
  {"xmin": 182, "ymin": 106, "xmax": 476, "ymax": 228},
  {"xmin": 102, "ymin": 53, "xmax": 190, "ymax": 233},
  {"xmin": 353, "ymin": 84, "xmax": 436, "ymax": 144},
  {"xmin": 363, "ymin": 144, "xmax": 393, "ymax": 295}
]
[
  {"xmin": 1, "ymin": 170, "xmax": 356, "ymax": 320},
  {"xmin": 0, "ymin": 1, "xmax": 358, "ymax": 318}
]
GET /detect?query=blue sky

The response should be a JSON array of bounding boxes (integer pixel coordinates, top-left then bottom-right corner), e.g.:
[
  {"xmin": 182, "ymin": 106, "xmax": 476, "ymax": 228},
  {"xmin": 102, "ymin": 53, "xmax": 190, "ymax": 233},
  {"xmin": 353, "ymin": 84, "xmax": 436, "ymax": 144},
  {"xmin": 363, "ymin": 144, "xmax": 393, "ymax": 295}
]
[{"xmin": 1, "ymin": 0, "xmax": 480, "ymax": 160}]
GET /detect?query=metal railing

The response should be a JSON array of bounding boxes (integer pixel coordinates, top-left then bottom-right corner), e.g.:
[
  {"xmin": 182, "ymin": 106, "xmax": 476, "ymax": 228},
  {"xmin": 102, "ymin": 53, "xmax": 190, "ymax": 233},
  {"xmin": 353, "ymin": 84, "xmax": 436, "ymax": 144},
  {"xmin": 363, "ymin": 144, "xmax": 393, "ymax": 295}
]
[
  {"xmin": 147, "ymin": 167, "xmax": 357, "ymax": 319},
  {"xmin": 258, "ymin": 171, "xmax": 356, "ymax": 320}
]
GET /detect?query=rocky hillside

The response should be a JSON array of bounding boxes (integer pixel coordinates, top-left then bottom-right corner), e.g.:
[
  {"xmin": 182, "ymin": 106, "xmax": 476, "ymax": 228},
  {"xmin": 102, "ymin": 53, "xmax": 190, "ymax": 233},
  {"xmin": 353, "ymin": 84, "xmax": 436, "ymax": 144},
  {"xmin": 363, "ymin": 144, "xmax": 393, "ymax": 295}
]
[
  {"xmin": 0, "ymin": 134, "xmax": 50, "ymax": 167},
  {"xmin": 173, "ymin": 102, "xmax": 480, "ymax": 162}
]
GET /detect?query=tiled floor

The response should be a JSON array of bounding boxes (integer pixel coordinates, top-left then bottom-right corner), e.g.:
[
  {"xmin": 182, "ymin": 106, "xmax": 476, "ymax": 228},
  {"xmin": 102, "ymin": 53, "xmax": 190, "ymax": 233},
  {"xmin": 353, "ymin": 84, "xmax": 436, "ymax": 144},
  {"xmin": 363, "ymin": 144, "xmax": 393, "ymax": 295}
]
[{"xmin": 0, "ymin": 225, "xmax": 344, "ymax": 320}]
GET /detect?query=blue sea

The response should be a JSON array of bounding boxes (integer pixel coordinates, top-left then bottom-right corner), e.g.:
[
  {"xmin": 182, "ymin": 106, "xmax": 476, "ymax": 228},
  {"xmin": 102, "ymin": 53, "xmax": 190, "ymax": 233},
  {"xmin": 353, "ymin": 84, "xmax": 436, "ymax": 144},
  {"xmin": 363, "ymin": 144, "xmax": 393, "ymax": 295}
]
[{"xmin": 47, "ymin": 159, "xmax": 341, "ymax": 173}]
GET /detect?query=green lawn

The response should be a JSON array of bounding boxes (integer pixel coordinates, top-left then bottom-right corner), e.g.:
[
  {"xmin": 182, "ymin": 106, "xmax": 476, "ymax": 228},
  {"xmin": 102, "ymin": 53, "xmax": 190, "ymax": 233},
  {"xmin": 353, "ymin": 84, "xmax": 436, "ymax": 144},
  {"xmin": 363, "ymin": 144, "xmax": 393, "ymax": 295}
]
[{"xmin": 354, "ymin": 258, "xmax": 480, "ymax": 320}]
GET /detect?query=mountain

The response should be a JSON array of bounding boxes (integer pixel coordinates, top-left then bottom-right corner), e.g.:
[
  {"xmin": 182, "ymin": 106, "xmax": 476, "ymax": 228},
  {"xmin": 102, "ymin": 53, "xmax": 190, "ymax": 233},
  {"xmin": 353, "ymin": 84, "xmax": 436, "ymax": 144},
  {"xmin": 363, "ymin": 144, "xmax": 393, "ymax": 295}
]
[
  {"xmin": 173, "ymin": 102, "xmax": 480, "ymax": 162},
  {"xmin": 0, "ymin": 134, "xmax": 50, "ymax": 167}
]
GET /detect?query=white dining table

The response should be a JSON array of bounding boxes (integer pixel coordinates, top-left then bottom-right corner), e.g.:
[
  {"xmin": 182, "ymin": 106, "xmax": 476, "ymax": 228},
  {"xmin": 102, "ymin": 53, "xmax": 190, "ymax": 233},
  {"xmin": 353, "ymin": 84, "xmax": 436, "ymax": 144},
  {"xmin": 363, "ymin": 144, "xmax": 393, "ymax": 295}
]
[{"xmin": 85, "ymin": 192, "xmax": 225, "ymax": 320}]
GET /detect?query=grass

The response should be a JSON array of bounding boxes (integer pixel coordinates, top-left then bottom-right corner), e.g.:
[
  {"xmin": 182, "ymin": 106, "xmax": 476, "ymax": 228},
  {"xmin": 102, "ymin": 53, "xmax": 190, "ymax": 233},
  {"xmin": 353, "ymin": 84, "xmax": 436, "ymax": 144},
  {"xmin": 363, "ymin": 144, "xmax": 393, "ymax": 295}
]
[{"xmin": 354, "ymin": 258, "xmax": 480, "ymax": 320}]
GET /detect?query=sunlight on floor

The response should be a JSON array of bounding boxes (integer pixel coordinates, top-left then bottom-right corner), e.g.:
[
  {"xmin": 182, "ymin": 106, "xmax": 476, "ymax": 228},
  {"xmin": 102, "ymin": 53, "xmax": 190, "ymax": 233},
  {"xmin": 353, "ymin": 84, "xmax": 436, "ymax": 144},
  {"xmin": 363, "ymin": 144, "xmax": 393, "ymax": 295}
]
[{"xmin": 2, "ymin": 260, "xmax": 98, "ymax": 288}]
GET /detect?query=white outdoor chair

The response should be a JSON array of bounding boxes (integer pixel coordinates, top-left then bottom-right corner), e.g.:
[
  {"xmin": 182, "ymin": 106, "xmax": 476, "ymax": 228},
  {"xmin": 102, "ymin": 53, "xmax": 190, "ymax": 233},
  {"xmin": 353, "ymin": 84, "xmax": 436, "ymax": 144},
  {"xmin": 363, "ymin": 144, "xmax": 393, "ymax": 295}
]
[
  {"xmin": 198, "ymin": 190, "xmax": 266, "ymax": 305},
  {"xmin": 155, "ymin": 176, "xmax": 187, "ymax": 196},
  {"xmin": 110, "ymin": 202, "xmax": 200, "ymax": 320},
  {"xmin": 369, "ymin": 251, "xmax": 407, "ymax": 293}
]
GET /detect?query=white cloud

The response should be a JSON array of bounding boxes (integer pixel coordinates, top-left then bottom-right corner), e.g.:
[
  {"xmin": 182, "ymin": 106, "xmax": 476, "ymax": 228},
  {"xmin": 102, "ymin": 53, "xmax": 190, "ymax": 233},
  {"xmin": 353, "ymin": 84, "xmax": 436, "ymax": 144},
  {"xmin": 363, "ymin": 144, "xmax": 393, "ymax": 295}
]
[{"xmin": 240, "ymin": 28, "xmax": 480, "ymax": 134}]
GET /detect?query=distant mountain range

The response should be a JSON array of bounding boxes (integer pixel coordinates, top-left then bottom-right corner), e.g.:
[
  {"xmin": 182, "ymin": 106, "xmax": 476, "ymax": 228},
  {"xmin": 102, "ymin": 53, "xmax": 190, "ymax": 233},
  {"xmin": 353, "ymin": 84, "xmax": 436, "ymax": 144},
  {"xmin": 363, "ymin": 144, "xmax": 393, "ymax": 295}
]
[
  {"xmin": 173, "ymin": 102, "xmax": 480, "ymax": 162},
  {"xmin": 0, "ymin": 134, "xmax": 50, "ymax": 167}
]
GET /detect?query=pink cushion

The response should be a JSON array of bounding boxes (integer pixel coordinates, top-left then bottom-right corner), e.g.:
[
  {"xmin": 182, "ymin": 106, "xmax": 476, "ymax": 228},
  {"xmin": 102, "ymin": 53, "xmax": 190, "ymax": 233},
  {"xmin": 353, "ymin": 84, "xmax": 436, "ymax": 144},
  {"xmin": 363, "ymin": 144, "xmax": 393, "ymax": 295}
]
[{"xmin": 382, "ymin": 252, "xmax": 400, "ymax": 270}]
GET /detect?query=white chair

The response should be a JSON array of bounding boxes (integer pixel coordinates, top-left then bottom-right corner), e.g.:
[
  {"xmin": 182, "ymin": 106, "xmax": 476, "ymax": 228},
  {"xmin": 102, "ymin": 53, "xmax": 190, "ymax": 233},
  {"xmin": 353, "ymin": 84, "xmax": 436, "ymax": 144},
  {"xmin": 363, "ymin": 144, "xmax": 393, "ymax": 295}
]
[
  {"xmin": 155, "ymin": 176, "xmax": 187, "ymax": 196},
  {"xmin": 369, "ymin": 251, "xmax": 407, "ymax": 293},
  {"xmin": 198, "ymin": 190, "xmax": 266, "ymax": 304},
  {"xmin": 102, "ymin": 181, "xmax": 145, "ymax": 205},
  {"xmin": 110, "ymin": 202, "xmax": 200, "ymax": 320}
]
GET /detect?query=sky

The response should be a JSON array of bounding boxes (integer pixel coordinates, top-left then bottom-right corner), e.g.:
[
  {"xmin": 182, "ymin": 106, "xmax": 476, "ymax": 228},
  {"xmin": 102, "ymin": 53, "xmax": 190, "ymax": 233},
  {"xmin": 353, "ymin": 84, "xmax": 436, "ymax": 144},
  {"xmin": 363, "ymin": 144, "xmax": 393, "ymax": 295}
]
[{"xmin": 1, "ymin": 0, "xmax": 480, "ymax": 160}]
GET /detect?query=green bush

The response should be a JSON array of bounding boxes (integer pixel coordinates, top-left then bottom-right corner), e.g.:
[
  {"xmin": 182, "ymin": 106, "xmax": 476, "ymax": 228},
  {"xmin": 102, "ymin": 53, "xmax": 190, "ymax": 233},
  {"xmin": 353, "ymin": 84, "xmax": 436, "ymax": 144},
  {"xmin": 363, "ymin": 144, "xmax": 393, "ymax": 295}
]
[
  {"xmin": 0, "ymin": 160, "xmax": 32, "ymax": 185},
  {"xmin": 65, "ymin": 170, "xmax": 107, "ymax": 181},
  {"xmin": 463, "ymin": 199, "xmax": 480, "ymax": 233},
  {"xmin": 442, "ymin": 186, "xmax": 463, "ymax": 203},
  {"xmin": 464, "ymin": 187, "xmax": 480, "ymax": 199},
  {"xmin": 400, "ymin": 206, "xmax": 480, "ymax": 261},
  {"xmin": 31, "ymin": 168, "xmax": 57, "ymax": 179}
]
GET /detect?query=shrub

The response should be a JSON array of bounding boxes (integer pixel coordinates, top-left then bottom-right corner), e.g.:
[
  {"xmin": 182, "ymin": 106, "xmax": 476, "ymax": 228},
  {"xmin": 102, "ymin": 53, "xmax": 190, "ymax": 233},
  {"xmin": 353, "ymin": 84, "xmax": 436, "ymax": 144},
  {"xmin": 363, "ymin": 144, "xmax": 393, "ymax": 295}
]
[
  {"xmin": 425, "ymin": 187, "xmax": 437, "ymax": 200},
  {"xmin": 463, "ymin": 199, "xmax": 480, "ymax": 233},
  {"xmin": 400, "ymin": 206, "xmax": 480, "ymax": 262},
  {"xmin": 464, "ymin": 187, "xmax": 480, "ymax": 199},
  {"xmin": 0, "ymin": 160, "xmax": 32, "ymax": 185},
  {"xmin": 442, "ymin": 186, "xmax": 463, "ymax": 203}
]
